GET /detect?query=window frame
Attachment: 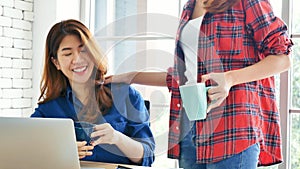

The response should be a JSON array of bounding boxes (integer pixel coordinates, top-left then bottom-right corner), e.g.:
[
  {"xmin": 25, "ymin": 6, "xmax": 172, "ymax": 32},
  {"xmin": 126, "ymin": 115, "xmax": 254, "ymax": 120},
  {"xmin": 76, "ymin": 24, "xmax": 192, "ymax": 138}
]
[{"xmin": 280, "ymin": 0, "xmax": 300, "ymax": 168}]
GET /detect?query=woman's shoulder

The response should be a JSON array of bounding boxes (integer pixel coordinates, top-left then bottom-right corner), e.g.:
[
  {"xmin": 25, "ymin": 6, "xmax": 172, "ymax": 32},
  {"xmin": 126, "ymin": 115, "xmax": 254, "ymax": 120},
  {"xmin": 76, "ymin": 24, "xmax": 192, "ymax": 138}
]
[
  {"xmin": 38, "ymin": 95, "xmax": 67, "ymax": 105},
  {"xmin": 36, "ymin": 96, "xmax": 69, "ymax": 112},
  {"xmin": 107, "ymin": 83, "xmax": 144, "ymax": 111},
  {"xmin": 32, "ymin": 96, "xmax": 71, "ymax": 117}
]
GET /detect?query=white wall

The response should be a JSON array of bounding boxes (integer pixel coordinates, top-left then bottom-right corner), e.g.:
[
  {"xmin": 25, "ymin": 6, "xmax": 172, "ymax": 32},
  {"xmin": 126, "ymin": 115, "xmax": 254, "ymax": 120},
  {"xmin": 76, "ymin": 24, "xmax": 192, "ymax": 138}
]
[
  {"xmin": 0, "ymin": 0, "xmax": 81, "ymax": 117},
  {"xmin": 0, "ymin": 0, "xmax": 34, "ymax": 117},
  {"xmin": 31, "ymin": 0, "xmax": 80, "ymax": 116}
]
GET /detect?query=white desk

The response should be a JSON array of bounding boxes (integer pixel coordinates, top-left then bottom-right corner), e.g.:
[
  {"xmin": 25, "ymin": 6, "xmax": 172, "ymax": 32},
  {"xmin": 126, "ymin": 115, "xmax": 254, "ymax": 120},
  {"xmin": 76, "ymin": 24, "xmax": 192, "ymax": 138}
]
[
  {"xmin": 81, "ymin": 161, "xmax": 120, "ymax": 169},
  {"xmin": 80, "ymin": 161, "xmax": 180, "ymax": 169}
]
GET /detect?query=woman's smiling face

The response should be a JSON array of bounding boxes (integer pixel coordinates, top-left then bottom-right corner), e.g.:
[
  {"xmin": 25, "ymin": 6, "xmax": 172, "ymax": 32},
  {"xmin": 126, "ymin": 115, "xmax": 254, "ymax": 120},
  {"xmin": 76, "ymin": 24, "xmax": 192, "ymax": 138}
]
[{"xmin": 52, "ymin": 35, "xmax": 95, "ymax": 86}]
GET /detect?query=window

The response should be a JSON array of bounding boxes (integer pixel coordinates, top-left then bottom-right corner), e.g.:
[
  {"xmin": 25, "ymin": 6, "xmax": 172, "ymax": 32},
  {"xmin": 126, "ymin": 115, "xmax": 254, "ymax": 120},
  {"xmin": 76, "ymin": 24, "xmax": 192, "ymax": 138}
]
[
  {"xmin": 271, "ymin": 0, "xmax": 300, "ymax": 169},
  {"xmin": 88, "ymin": 0, "xmax": 185, "ymax": 167},
  {"xmin": 289, "ymin": 0, "xmax": 300, "ymax": 168}
]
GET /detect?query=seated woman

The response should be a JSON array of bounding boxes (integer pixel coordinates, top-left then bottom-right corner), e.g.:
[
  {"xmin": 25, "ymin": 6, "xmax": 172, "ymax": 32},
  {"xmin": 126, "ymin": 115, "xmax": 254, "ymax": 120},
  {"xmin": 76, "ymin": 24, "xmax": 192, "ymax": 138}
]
[{"xmin": 30, "ymin": 19, "xmax": 155, "ymax": 166}]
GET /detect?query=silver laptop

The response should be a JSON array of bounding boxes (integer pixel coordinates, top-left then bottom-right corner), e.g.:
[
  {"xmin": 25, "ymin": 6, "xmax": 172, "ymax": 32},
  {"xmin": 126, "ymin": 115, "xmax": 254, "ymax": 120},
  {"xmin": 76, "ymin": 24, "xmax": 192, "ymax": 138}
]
[{"xmin": 0, "ymin": 117, "xmax": 81, "ymax": 169}]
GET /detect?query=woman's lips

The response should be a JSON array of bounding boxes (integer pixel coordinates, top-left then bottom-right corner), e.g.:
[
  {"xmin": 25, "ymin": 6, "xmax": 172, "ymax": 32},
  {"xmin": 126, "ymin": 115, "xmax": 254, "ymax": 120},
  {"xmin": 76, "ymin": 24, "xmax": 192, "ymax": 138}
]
[{"xmin": 72, "ymin": 66, "xmax": 87, "ymax": 73}]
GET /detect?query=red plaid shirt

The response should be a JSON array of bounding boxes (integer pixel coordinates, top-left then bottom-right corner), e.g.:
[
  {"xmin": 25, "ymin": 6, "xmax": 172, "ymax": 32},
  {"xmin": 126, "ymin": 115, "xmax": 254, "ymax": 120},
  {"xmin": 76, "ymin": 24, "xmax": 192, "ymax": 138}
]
[{"xmin": 166, "ymin": 0, "xmax": 293, "ymax": 166}]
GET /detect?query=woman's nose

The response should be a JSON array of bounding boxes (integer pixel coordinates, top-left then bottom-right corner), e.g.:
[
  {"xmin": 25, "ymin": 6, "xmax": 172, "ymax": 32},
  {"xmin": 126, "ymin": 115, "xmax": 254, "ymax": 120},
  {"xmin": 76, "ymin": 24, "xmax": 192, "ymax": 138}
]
[{"xmin": 71, "ymin": 51, "xmax": 82, "ymax": 63}]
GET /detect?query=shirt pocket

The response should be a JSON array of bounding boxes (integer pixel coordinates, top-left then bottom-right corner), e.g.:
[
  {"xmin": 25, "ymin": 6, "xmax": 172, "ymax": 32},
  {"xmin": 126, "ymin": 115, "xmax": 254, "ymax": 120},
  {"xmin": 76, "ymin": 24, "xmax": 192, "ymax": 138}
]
[{"xmin": 215, "ymin": 23, "xmax": 243, "ymax": 56}]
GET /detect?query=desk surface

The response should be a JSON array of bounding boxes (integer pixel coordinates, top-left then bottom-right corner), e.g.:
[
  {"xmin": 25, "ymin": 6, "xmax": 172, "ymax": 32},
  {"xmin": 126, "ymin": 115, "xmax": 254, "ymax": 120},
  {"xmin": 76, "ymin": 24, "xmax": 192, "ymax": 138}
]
[
  {"xmin": 81, "ymin": 161, "xmax": 126, "ymax": 169},
  {"xmin": 80, "ymin": 161, "xmax": 180, "ymax": 169},
  {"xmin": 80, "ymin": 161, "xmax": 149, "ymax": 169}
]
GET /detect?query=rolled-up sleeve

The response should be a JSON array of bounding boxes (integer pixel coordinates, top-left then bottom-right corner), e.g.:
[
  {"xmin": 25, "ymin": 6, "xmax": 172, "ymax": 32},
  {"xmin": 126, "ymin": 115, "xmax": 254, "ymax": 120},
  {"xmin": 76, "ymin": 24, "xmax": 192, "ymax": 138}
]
[
  {"xmin": 126, "ymin": 85, "xmax": 155, "ymax": 166},
  {"xmin": 139, "ymin": 138, "xmax": 155, "ymax": 166},
  {"xmin": 243, "ymin": 0, "xmax": 293, "ymax": 56}
]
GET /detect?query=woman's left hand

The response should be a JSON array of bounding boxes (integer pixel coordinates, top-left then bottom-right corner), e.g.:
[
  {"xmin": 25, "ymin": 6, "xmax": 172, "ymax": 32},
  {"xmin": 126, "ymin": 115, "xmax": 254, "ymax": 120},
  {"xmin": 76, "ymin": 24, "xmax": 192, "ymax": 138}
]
[
  {"xmin": 77, "ymin": 141, "xmax": 94, "ymax": 159},
  {"xmin": 201, "ymin": 72, "xmax": 233, "ymax": 112},
  {"xmin": 91, "ymin": 123, "xmax": 121, "ymax": 146}
]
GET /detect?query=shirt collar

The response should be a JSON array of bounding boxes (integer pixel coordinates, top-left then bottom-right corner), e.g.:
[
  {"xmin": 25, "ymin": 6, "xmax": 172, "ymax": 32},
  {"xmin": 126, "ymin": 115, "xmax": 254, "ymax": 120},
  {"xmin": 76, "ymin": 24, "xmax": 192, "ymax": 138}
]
[{"xmin": 66, "ymin": 85, "xmax": 74, "ymax": 101}]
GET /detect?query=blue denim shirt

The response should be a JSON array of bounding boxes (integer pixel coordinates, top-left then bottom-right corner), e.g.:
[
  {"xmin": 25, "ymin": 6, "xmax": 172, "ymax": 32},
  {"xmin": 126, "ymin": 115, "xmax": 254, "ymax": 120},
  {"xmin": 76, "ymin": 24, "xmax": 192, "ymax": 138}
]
[{"xmin": 31, "ymin": 83, "xmax": 155, "ymax": 166}]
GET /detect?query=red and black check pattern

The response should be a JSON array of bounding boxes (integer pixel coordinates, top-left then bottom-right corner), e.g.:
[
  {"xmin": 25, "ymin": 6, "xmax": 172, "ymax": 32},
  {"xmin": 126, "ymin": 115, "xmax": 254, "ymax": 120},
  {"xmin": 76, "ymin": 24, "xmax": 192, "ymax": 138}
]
[{"xmin": 166, "ymin": 0, "xmax": 293, "ymax": 166}]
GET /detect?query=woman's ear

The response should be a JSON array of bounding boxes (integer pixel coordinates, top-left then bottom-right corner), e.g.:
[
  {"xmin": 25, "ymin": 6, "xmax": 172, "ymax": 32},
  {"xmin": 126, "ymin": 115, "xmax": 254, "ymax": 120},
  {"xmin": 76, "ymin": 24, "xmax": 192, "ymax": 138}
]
[{"xmin": 51, "ymin": 57, "xmax": 61, "ymax": 70}]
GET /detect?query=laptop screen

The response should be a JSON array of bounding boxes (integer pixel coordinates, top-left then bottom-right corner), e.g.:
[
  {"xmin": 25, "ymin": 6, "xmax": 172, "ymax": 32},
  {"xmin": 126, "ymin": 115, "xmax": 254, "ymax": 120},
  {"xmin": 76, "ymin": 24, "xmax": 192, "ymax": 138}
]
[{"xmin": 0, "ymin": 117, "xmax": 81, "ymax": 169}]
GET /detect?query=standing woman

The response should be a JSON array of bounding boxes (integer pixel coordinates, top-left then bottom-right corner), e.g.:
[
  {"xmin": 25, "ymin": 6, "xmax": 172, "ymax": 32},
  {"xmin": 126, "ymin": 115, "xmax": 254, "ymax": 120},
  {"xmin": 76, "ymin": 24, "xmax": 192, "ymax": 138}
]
[
  {"xmin": 31, "ymin": 19, "xmax": 155, "ymax": 166},
  {"xmin": 106, "ymin": 0, "xmax": 293, "ymax": 168}
]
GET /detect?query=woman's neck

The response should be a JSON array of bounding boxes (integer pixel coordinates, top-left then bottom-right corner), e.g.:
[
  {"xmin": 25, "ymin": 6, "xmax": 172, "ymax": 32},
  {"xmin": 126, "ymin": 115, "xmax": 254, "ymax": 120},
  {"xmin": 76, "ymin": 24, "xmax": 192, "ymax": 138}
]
[
  {"xmin": 192, "ymin": 0, "xmax": 206, "ymax": 19},
  {"xmin": 71, "ymin": 83, "xmax": 92, "ymax": 105}
]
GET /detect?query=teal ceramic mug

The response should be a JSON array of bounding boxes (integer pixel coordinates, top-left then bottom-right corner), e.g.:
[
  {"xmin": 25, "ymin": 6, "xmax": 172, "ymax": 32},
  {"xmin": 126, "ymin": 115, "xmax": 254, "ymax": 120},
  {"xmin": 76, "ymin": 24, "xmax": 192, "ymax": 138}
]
[{"xmin": 179, "ymin": 83, "xmax": 211, "ymax": 121}]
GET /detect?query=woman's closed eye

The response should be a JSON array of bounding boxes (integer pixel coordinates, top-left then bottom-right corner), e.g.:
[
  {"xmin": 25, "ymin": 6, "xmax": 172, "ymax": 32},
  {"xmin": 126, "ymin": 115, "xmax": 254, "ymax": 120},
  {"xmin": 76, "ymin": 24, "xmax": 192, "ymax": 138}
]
[{"xmin": 63, "ymin": 52, "xmax": 72, "ymax": 56}]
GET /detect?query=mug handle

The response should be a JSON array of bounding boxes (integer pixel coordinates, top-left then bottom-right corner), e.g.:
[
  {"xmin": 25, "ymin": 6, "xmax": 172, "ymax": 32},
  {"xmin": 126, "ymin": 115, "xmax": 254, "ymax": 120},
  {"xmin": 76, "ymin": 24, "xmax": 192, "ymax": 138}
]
[
  {"xmin": 205, "ymin": 86, "xmax": 217, "ymax": 112},
  {"xmin": 205, "ymin": 86, "xmax": 212, "ymax": 91}
]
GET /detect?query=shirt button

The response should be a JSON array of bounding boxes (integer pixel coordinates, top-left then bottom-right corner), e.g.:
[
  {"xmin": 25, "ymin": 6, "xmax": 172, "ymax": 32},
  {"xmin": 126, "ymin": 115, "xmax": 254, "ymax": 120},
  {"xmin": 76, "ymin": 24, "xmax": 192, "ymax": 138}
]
[{"xmin": 177, "ymin": 104, "xmax": 181, "ymax": 108}]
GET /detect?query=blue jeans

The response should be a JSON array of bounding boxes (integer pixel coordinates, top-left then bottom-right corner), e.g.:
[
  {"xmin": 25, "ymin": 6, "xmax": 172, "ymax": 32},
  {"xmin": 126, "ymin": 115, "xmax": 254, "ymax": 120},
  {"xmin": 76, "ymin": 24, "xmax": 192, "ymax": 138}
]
[{"xmin": 179, "ymin": 126, "xmax": 260, "ymax": 169}]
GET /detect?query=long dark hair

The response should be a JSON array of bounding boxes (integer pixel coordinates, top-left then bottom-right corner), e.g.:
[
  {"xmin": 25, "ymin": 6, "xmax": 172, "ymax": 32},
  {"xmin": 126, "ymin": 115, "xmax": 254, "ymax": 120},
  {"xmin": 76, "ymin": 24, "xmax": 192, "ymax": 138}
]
[{"xmin": 39, "ymin": 19, "xmax": 112, "ymax": 122}]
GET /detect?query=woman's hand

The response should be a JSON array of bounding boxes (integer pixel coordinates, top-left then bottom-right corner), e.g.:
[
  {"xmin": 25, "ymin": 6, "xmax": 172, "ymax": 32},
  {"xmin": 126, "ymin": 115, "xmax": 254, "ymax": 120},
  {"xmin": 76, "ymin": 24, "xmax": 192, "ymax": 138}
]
[
  {"xmin": 77, "ymin": 141, "xmax": 94, "ymax": 159},
  {"xmin": 201, "ymin": 72, "xmax": 233, "ymax": 112},
  {"xmin": 201, "ymin": 54, "xmax": 291, "ymax": 113},
  {"xmin": 90, "ymin": 123, "xmax": 144, "ymax": 164},
  {"xmin": 91, "ymin": 123, "xmax": 121, "ymax": 146}
]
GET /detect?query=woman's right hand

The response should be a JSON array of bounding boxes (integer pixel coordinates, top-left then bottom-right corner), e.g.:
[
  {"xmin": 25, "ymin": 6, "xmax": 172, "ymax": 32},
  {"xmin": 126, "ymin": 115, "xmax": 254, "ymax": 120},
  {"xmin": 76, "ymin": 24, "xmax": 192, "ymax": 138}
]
[{"xmin": 77, "ymin": 141, "xmax": 94, "ymax": 159}]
